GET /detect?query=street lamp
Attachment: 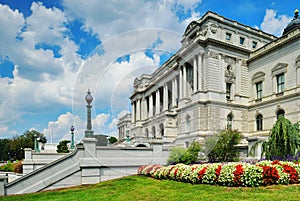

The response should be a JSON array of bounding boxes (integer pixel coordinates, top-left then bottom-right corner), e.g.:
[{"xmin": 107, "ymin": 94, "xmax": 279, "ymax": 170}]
[
  {"xmin": 34, "ymin": 134, "xmax": 40, "ymax": 152},
  {"xmin": 70, "ymin": 125, "xmax": 75, "ymax": 150}
]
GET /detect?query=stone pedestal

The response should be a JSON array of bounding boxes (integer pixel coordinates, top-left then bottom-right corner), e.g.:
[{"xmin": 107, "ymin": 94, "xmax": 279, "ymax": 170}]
[
  {"xmin": 0, "ymin": 175, "xmax": 8, "ymax": 196},
  {"xmin": 81, "ymin": 138, "xmax": 100, "ymax": 184}
]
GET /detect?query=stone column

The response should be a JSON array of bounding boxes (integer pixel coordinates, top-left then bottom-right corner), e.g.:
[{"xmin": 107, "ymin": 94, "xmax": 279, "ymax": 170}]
[
  {"xmin": 149, "ymin": 94, "xmax": 153, "ymax": 117},
  {"xmin": 236, "ymin": 60, "xmax": 241, "ymax": 95},
  {"xmin": 183, "ymin": 64, "xmax": 187, "ymax": 98},
  {"xmin": 136, "ymin": 99, "xmax": 141, "ymax": 121},
  {"xmin": 131, "ymin": 102, "xmax": 135, "ymax": 123},
  {"xmin": 198, "ymin": 54, "xmax": 203, "ymax": 91},
  {"xmin": 163, "ymin": 84, "xmax": 168, "ymax": 111},
  {"xmin": 174, "ymin": 77, "xmax": 178, "ymax": 105},
  {"xmin": 141, "ymin": 98, "xmax": 146, "ymax": 120},
  {"xmin": 156, "ymin": 90, "xmax": 160, "ymax": 114},
  {"xmin": 172, "ymin": 78, "xmax": 176, "ymax": 107},
  {"xmin": 193, "ymin": 55, "xmax": 198, "ymax": 92},
  {"xmin": 179, "ymin": 66, "xmax": 183, "ymax": 99}
]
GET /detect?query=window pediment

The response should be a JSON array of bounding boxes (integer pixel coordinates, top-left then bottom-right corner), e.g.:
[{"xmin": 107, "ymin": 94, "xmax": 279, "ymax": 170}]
[
  {"xmin": 184, "ymin": 21, "xmax": 198, "ymax": 36},
  {"xmin": 271, "ymin": 63, "xmax": 287, "ymax": 77},
  {"xmin": 252, "ymin": 71, "xmax": 265, "ymax": 84}
]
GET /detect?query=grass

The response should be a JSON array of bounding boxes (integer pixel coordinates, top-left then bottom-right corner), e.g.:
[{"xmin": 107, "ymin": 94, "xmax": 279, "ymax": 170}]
[{"xmin": 1, "ymin": 175, "xmax": 300, "ymax": 201}]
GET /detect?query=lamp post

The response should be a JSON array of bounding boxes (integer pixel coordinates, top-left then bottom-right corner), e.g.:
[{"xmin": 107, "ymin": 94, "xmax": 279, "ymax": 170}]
[
  {"xmin": 70, "ymin": 125, "xmax": 75, "ymax": 149},
  {"xmin": 85, "ymin": 89, "xmax": 94, "ymax": 138},
  {"xmin": 34, "ymin": 134, "xmax": 40, "ymax": 152}
]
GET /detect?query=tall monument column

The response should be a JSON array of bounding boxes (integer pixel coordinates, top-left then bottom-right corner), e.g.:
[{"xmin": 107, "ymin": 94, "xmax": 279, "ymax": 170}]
[{"xmin": 85, "ymin": 89, "xmax": 94, "ymax": 138}]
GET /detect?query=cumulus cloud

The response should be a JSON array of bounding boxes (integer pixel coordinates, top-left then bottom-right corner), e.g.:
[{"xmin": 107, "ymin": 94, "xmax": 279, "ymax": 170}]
[
  {"xmin": 62, "ymin": 0, "xmax": 201, "ymax": 40},
  {"xmin": 0, "ymin": 1, "xmax": 200, "ymax": 139},
  {"xmin": 260, "ymin": 9, "xmax": 292, "ymax": 36}
]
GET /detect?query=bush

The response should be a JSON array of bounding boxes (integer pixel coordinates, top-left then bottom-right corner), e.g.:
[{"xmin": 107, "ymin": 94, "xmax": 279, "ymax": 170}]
[
  {"xmin": 206, "ymin": 129, "xmax": 241, "ymax": 162},
  {"xmin": 167, "ymin": 141, "xmax": 201, "ymax": 165},
  {"xmin": 167, "ymin": 147, "xmax": 186, "ymax": 165},
  {"xmin": 13, "ymin": 160, "xmax": 23, "ymax": 173},
  {"xmin": 0, "ymin": 161, "xmax": 22, "ymax": 173},
  {"xmin": 57, "ymin": 140, "xmax": 70, "ymax": 153},
  {"xmin": 0, "ymin": 161, "xmax": 14, "ymax": 172}
]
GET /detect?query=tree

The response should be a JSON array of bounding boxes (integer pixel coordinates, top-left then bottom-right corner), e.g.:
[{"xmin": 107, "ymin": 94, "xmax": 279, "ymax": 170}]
[
  {"xmin": 260, "ymin": 116, "xmax": 300, "ymax": 160},
  {"xmin": 4, "ymin": 130, "xmax": 46, "ymax": 160},
  {"xmin": 0, "ymin": 139, "xmax": 10, "ymax": 161},
  {"xmin": 57, "ymin": 140, "xmax": 70, "ymax": 153},
  {"xmin": 108, "ymin": 136, "xmax": 118, "ymax": 144},
  {"xmin": 206, "ymin": 129, "xmax": 241, "ymax": 162}
]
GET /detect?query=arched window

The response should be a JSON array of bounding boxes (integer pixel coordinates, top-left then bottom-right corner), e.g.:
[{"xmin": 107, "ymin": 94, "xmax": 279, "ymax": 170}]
[
  {"xmin": 256, "ymin": 114, "xmax": 263, "ymax": 131},
  {"xmin": 277, "ymin": 109, "xmax": 285, "ymax": 119},
  {"xmin": 151, "ymin": 126, "xmax": 156, "ymax": 138},
  {"xmin": 186, "ymin": 115, "xmax": 191, "ymax": 131},
  {"xmin": 159, "ymin": 123, "xmax": 164, "ymax": 137},
  {"xmin": 227, "ymin": 114, "xmax": 233, "ymax": 130}
]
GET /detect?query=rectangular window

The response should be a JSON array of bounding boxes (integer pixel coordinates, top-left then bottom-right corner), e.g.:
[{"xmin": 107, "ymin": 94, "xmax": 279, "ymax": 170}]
[
  {"xmin": 240, "ymin": 37, "xmax": 245, "ymax": 45},
  {"xmin": 252, "ymin": 41, "xmax": 257, "ymax": 49},
  {"xmin": 226, "ymin": 83, "xmax": 232, "ymax": 100},
  {"xmin": 226, "ymin": 32, "xmax": 232, "ymax": 41},
  {"xmin": 256, "ymin": 81, "xmax": 262, "ymax": 99},
  {"xmin": 277, "ymin": 73, "xmax": 285, "ymax": 93}
]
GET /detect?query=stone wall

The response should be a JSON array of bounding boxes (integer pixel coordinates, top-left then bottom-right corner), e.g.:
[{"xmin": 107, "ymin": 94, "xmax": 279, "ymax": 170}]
[{"xmin": 0, "ymin": 138, "xmax": 169, "ymax": 196}]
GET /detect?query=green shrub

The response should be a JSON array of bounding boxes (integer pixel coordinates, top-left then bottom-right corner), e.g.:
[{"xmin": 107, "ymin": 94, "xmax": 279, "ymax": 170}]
[
  {"xmin": 206, "ymin": 129, "xmax": 241, "ymax": 162},
  {"xmin": 167, "ymin": 147, "xmax": 186, "ymax": 165},
  {"xmin": 57, "ymin": 140, "xmax": 70, "ymax": 153},
  {"xmin": 167, "ymin": 141, "xmax": 201, "ymax": 165},
  {"xmin": 0, "ymin": 161, "xmax": 14, "ymax": 172}
]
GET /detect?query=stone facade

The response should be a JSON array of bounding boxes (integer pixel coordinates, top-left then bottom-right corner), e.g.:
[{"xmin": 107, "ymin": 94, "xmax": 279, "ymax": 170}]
[{"xmin": 118, "ymin": 11, "xmax": 300, "ymax": 153}]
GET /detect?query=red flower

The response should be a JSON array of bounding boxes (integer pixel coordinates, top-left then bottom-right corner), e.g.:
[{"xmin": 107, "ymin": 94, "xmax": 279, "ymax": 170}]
[
  {"xmin": 215, "ymin": 165, "xmax": 222, "ymax": 181},
  {"xmin": 261, "ymin": 166, "xmax": 280, "ymax": 185},
  {"xmin": 197, "ymin": 167, "xmax": 207, "ymax": 181},
  {"xmin": 233, "ymin": 164, "xmax": 244, "ymax": 186},
  {"xmin": 174, "ymin": 168, "xmax": 178, "ymax": 178},
  {"xmin": 282, "ymin": 164, "xmax": 298, "ymax": 184},
  {"xmin": 272, "ymin": 160, "xmax": 282, "ymax": 166}
]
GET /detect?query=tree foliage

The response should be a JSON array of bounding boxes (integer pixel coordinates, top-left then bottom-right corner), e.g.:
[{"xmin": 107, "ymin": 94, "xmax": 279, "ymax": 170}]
[
  {"xmin": 262, "ymin": 116, "xmax": 300, "ymax": 160},
  {"xmin": 206, "ymin": 129, "xmax": 241, "ymax": 162},
  {"xmin": 108, "ymin": 136, "xmax": 118, "ymax": 144},
  {"xmin": 57, "ymin": 140, "xmax": 70, "ymax": 153},
  {"xmin": 0, "ymin": 130, "xmax": 46, "ymax": 161},
  {"xmin": 167, "ymin": 141, "xmax": 201, "ymax": 165}
]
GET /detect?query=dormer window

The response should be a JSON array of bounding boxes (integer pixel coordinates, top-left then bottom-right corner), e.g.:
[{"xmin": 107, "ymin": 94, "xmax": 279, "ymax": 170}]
[
  {"xmin": 240, "ymin": 37, "xmax": 245, "ymax": 45},
  {"xmin": 226, "ymin": 32, "xmax": 232, "ymax": 41},
  {"xmin": 252, "ymin": 41, "xmax": 257, "ymax": 49}
]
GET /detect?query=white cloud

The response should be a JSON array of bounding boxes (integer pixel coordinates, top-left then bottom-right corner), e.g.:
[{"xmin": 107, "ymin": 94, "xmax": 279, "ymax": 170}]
[
  {"xmin": 0, "ymin": 1, "xmax": 199, "ymax": 139},
  {"xmin": 260, "ymin": 9, "xmax": 292, "ymax": 36},
  {"xmin": 62, "ymin": 0, "xmax": 200, "ymax": 40}
]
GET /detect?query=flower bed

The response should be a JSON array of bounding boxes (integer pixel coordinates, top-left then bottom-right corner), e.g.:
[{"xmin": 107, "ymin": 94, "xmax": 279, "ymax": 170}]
[{"xmin": 137, "ymin": 160, "xmax": 300, "ymax": 187}]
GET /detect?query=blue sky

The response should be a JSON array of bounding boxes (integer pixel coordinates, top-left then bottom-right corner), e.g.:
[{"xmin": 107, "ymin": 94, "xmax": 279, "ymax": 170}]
[{"xmin": 0, "ymin": 0, "xmax": 297, "ymax": 143}]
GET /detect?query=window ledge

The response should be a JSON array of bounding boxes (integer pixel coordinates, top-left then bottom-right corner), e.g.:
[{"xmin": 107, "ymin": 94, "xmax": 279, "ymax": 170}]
[
  {"xmin": 255, "ymin": 98, "xmax": 262, "ymax": 103},
  {"xmin": 276, "ymin": 92, "xmax": 284, "ymax": 97}
]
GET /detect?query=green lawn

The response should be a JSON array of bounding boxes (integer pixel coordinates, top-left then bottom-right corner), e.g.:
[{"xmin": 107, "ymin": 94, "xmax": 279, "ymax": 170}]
[{"xmin": 1, "ymin": 175, "xmax": 300, "ymax": 201}]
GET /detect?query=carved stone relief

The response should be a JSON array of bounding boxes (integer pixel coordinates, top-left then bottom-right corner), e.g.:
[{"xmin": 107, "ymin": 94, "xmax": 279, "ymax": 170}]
[
  {"xmin": 208, "ymin": 51, "xmax": 219, "ymax": 59},
  {"xmin": 210, "ymin": 23, "xmax": 218, "ymax": 34}
]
